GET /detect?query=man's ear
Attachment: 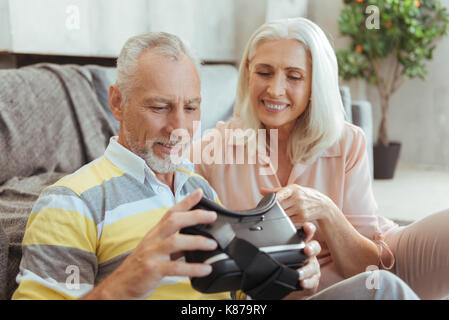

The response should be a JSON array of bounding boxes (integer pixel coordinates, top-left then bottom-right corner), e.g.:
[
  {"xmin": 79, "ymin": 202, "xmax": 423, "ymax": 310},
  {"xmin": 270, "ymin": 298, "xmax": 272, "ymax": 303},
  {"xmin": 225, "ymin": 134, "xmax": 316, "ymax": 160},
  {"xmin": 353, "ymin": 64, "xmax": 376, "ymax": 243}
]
[{"xmin": 109, "ymin": 84, "xmax": 125, "ymax": 121}]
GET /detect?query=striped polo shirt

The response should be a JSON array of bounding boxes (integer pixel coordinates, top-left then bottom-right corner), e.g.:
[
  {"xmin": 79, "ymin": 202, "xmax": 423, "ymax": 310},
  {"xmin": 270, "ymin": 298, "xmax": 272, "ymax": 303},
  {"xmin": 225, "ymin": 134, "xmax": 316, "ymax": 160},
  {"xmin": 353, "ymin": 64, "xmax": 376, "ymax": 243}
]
[{"xmin": 12, "ymin": 136, "xmax": 230, "ymax": 300}]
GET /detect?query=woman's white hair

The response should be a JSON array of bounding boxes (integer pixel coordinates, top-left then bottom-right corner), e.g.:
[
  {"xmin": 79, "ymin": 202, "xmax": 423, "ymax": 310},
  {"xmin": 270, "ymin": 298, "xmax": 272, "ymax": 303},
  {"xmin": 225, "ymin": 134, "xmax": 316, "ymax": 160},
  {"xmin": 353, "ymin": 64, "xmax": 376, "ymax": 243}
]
[
  {"xmin": 233, "ymin": 17, "xmax": 346, "ymax": 164},
  {"xmin": 116, "ymin": 32, "xmax": 200, "ymax": 103}
]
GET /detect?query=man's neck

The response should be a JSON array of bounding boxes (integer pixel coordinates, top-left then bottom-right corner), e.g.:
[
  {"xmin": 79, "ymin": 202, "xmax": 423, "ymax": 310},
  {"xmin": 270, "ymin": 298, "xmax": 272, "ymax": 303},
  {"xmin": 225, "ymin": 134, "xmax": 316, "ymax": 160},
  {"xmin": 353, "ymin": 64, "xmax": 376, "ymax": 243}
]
[{"xmin": 154, "ymin": 171, "xmax": 176, "ymax": 194}]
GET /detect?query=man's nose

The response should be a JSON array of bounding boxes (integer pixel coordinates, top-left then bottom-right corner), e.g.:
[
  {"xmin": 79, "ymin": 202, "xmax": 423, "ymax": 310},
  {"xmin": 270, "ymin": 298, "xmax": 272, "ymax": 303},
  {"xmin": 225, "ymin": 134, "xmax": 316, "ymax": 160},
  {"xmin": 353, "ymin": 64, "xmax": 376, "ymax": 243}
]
[
  {"xmin": 165, "ymin": 107, "xmax": 187, "ymax": 136},
  {"xmin": 266, "ymin": 74, "xmax": 286, "ymax": 97}
]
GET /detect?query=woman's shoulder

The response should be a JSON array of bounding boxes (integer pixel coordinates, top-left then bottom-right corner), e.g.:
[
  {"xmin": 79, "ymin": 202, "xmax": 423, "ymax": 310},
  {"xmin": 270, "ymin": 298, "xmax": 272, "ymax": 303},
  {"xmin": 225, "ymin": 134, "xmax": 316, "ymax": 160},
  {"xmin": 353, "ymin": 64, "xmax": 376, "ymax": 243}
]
[
  {"xmin": 321, "ymin": 122, "xmax": 366, "ymax": 158},
  {"xmin": 341, "ymin": 121, "xmax": 367, "ymax": 143},
  {"xmin": 339, "ymin": 121, "xmax": 368, "ymax": 158}
]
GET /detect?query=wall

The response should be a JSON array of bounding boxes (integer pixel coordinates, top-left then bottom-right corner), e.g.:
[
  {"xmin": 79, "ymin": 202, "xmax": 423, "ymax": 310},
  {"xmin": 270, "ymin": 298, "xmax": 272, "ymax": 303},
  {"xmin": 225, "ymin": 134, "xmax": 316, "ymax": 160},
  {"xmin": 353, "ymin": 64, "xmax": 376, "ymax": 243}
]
[
  {"xmin": 0, "ymin": 0, "xmax": 149, "ymax": 57},
  {"xmin": 308, "ymin": 0, "xmax": 449, "ymax": 169},
  {"xmin": 0, "ymin": 0, "xmax": 308, "ymax": 63},
  {"xmin": 147, "ymin": 0, "xmax": 236, "ymax": 61}
]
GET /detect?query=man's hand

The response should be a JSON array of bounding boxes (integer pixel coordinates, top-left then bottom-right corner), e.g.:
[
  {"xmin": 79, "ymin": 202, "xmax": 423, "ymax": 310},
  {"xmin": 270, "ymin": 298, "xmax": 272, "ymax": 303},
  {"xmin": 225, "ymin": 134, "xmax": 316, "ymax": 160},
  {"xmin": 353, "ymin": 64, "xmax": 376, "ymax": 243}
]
[
  {"xmin": 284, "ymin": 222, "xmax": 321, "ymax": 299},
  {"xmin": 82, "ymin": 188, "xmax": 217, "ymax": 300}
]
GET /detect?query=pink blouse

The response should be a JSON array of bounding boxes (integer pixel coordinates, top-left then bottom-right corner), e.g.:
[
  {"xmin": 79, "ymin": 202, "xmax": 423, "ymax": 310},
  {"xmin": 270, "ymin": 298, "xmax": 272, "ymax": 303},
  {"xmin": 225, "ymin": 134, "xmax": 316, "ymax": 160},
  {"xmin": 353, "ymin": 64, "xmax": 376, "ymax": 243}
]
[{"xmin": 193, "ymin": 120, "xmax": 398, "ymax": 289}]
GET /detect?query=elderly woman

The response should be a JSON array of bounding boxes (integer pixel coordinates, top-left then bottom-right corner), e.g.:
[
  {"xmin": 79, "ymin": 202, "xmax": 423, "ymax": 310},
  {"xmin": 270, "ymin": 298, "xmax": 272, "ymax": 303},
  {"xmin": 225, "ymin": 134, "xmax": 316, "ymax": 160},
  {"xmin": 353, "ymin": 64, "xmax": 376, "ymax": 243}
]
[{"xmin": 193, "ymin": 17, "xmax": 449, "ymax": 299}]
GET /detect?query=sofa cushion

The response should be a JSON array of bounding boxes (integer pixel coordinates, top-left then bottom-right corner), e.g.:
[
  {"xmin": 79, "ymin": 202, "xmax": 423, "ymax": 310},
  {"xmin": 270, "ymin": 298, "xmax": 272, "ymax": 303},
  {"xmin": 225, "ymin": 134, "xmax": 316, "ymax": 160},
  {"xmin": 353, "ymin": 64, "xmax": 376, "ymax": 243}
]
[
  {"xmin": 198, "ymin": 64, "xmax": 238, "ymax": 134},
  {"xmin": 0, "ymin": 172, "xmax": 65, "ymax": 299},
  {"xmin": 81, "ymin": 65, "xmax": 120, "ymax": 134},
  {"xmin": 0, "ymin": 219, "xmax": 8, "ymax": 300},
  {"xmin": 0, "ymin": 63, "xmax": 117, "ymax": 185}
]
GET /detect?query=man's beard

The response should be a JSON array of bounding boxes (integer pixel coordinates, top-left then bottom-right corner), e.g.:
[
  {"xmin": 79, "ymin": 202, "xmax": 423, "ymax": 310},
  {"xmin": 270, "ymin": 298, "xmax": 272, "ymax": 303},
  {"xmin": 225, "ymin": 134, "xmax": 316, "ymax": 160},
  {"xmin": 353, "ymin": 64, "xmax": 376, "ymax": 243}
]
[{"xmin": 124, "ymin": 129, "xmax": 191, "ymax": 174}]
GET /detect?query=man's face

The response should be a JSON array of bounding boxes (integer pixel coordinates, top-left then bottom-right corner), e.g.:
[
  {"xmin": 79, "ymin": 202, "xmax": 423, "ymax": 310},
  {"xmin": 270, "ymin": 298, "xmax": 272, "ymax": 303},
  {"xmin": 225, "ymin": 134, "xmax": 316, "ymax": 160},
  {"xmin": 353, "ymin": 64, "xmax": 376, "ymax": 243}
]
[{"xmin": 118, "ymin": 50, "xmax": 201, "ymax": 173}]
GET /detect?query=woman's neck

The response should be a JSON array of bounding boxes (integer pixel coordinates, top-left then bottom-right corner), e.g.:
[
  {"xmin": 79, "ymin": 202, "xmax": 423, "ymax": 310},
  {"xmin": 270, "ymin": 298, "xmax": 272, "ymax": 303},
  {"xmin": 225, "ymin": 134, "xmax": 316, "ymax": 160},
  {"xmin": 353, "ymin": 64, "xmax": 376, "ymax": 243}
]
[
  {"xmin": 265, "ymin": 123, "xmax": 293, "ymax": 154},
  {"xmin": 265, "ymin": 124, "xmax": 293, "ymax": 187}
]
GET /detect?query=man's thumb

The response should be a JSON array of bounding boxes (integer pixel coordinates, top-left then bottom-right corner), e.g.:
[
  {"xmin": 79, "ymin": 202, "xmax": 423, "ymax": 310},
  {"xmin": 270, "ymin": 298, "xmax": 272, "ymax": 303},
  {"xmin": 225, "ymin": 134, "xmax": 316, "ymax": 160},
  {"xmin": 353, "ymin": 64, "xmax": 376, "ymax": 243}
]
[{"xmin": 171, "ymin": 188, "xmax": 203, "ymax": 212}]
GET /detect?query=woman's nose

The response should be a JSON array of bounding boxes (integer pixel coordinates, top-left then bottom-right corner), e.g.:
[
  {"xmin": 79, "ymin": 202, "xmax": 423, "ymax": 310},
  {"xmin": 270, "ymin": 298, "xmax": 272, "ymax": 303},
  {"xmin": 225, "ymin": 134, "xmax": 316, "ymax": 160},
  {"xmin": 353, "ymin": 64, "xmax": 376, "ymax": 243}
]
[{"xmin": 266, "ymin": 74, "xmax": 286, "ymax": 97}]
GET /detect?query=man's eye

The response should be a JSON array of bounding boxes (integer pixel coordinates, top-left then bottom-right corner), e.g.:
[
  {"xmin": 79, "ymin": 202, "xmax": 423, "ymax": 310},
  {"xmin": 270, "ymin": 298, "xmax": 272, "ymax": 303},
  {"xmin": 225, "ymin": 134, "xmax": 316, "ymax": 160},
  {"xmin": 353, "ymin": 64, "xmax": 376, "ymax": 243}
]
[
  {"xmin": 185, "ymin": 106, "xmax": 197, "ymax": 111},
  {"xmin": 150, "ymin": 106, "xmax": 167, "ymax": 111},
  {"xmin": 288, "ymin": 75, "xmax": 303, "ymax": 81}
]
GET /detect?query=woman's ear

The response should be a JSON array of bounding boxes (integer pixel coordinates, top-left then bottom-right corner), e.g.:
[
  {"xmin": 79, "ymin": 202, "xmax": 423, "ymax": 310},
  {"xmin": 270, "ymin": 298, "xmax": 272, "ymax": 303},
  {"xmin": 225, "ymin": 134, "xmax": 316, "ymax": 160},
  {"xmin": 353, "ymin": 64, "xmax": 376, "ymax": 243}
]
[{"xmin": 109, "ymin": 84, "xmax": 125, "ymax": 121}]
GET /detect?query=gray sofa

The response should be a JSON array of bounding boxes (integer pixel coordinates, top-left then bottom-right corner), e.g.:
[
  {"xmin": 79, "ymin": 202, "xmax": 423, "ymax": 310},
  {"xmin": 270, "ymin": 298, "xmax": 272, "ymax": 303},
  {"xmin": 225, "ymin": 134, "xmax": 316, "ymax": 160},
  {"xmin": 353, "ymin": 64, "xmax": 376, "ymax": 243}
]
[{"xmin": 0, "ymin": 63, "xmax": 373, "ymax": 299}]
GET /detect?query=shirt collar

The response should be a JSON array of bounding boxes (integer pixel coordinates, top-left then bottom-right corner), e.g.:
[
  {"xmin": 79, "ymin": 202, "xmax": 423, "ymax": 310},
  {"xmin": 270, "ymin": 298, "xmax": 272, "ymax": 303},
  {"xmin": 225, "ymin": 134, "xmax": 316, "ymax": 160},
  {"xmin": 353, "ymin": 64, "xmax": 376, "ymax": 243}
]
[{"xmin": 104, "ymin": 136, "xmax": 195, "ymax": 185}]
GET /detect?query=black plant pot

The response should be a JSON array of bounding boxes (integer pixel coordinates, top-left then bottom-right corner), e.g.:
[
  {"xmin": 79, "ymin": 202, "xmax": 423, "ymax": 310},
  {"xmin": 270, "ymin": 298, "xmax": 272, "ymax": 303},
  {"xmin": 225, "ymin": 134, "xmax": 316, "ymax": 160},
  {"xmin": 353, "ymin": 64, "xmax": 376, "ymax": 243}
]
[{"xmin": 373, "ymin": 142, "xmax": 401, "ymax": 179}]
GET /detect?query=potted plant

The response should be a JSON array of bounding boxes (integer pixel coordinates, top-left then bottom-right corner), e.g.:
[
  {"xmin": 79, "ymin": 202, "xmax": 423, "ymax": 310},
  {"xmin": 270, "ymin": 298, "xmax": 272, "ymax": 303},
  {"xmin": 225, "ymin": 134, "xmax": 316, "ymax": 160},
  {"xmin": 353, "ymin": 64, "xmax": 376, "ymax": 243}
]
[{"xmin": 337, "ymin": 0, "xmax": 449, "ymax": 179}]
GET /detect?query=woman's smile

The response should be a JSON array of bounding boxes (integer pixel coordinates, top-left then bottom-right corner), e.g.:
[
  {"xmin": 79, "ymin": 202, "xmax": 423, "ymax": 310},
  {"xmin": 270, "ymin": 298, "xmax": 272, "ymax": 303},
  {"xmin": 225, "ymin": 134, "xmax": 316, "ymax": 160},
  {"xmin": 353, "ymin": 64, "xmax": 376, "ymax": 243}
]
[{"xmin": 262, "ymin": 99, "xmax": 290, "ymax": 113}]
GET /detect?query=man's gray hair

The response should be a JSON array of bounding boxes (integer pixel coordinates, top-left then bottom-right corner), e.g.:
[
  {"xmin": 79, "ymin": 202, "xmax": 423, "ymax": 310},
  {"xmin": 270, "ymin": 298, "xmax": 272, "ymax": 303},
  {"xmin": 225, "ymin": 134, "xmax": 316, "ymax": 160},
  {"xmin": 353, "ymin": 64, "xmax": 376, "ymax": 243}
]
[{"xmin": 116, "ymin": 32, "xmax": 201, "ymax": 103}]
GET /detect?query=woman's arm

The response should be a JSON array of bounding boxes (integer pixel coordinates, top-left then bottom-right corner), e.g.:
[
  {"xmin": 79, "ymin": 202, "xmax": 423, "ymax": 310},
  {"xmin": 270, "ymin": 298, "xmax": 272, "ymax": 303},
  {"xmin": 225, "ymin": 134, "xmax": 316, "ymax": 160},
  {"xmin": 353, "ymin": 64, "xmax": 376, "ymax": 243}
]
[
  {"xmin": 313, "ymin": 192, "xmax": 380, "ymax": 278},
  {"xmin": 262, "ymin": 185, "xmax": 380, "ymax": 278},
  {"xmin": 260, "ymin": 126, "xmax": 383, "ymax": 278}
]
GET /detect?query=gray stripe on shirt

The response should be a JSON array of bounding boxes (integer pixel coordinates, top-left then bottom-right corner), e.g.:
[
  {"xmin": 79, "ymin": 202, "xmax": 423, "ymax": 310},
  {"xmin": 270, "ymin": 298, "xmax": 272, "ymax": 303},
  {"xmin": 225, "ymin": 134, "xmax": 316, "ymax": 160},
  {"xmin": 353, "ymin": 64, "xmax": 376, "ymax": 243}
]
[
  {"xmin": 79, "ymin": 174, "xmax": 157, "ymax": 219},
  {"xmin": 20, "ymin": 244, "xmax": 98, "ymax": 284},
  {"xmin": 95, "ymin": 250, "xmax": 131, "ymax": 284},
  {"xmin": 181, "ymin": 175, "xmax": 216, "ymax": 201}
]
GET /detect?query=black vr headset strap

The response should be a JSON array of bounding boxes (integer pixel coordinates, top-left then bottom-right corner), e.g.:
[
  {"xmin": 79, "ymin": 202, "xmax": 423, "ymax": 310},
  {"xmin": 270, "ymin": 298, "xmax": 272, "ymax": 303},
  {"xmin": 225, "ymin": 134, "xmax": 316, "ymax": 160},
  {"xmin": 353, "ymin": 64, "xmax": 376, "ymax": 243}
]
[{"xmin": 224, "ymin": 236, "xmax": 302, "ymax": 300}]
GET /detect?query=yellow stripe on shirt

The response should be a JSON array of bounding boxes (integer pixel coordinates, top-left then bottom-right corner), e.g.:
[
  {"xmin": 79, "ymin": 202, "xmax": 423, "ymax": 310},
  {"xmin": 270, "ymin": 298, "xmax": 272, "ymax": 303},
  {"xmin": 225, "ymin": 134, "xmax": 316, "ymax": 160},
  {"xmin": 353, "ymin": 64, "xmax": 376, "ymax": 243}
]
[
  {"xmin": 23, "ymin": 208, "xmax": 97, "ymax": 253},
  {"xmin": 51, "ymin": 157, "xmax": 125, "ymax": 196},
  {"xmin": 97, "ymin": 206, "xmax": 169, "ymax": 264},
  {"xmin": 177, "ymin": 167, "xmax": 207, "ymax": 180},
  {"xmin": 149, "ymin": 280, "xmax": 230, "ymax": 300},
  {"xmin": 12, "ymin": 279, "xmax": 78, "ymax": 300}
]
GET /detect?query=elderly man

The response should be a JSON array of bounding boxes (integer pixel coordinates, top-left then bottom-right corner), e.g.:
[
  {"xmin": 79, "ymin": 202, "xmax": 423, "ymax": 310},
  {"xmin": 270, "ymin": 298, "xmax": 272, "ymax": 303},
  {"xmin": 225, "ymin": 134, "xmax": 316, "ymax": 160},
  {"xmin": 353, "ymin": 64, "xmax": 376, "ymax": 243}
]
[{"xmin": 12, "ymin": 32, "xmax": 418, "ymax": 300}]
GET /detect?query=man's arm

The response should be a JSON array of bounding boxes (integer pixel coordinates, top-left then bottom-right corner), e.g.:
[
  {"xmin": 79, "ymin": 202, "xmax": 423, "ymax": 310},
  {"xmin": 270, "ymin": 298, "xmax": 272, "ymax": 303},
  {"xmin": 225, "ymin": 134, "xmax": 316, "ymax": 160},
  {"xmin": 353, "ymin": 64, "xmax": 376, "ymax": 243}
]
[
  {"xmin": 12, "ymin": 187, "xmax": 98, "ymax": 299},
  {"xmin": 82, "ymin": 189, "xmax": 217, "ymax": 300}
]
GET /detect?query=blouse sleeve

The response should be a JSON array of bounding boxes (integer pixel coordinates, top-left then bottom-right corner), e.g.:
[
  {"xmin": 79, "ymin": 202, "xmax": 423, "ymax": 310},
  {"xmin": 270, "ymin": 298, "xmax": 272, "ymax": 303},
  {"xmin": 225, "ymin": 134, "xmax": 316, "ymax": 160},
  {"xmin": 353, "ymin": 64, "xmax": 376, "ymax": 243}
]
[{"xmin": 341, "ymin": 125, "xmax": 398, "ymax": 269}]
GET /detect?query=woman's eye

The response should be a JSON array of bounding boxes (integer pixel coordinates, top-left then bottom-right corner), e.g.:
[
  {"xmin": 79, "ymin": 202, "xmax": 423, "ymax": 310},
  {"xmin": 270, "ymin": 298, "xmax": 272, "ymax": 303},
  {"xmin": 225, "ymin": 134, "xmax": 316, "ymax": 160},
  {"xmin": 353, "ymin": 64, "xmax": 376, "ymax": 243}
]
[
  {"xmin": 288, "ymin": 75, "xmax": 303, "ymax": 81},
  {"xmin": 256, "ymin": 72, "xmax": 271, "ymax": 77}
]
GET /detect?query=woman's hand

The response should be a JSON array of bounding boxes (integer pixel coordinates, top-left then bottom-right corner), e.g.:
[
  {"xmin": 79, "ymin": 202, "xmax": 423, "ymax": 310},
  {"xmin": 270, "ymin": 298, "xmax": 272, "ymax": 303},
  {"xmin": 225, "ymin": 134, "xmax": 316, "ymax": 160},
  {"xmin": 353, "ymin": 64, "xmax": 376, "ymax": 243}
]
[
  {"xmin": 263, "ymin": 185, "xmax": 381, "ymax": 279},
  {"xmin": 261, "ymin": 184, "xmax": 339, "ymax": 226},
  {"xmin": 284, "ymin": 222, "xmax": 321, "ymax": 299}
]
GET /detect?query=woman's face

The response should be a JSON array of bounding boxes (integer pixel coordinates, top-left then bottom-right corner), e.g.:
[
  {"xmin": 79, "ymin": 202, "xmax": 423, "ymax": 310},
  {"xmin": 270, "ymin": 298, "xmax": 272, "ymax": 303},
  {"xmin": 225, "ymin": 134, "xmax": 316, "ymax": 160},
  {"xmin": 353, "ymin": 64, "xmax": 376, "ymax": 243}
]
[{"xmin": 248, "ymin": 38, "xmax": 312, "ymax": 134}]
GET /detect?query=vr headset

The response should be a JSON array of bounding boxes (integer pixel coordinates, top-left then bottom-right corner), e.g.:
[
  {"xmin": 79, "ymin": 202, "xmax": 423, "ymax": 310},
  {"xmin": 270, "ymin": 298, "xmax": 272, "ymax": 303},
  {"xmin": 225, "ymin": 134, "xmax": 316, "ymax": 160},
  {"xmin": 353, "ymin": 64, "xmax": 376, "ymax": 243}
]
[{"xmin": 180, "ymin": 193, "xmax": 308, "ymax": 300}]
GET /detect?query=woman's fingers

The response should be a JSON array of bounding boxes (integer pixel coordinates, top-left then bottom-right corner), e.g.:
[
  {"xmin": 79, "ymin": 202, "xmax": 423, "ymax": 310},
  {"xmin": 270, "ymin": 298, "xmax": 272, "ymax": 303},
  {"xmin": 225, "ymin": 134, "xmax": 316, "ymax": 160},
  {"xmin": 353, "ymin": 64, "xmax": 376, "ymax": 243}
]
[
  {"xmin": 276, "ymin": 187, "xmax": 294, "ymax": 202},
  {"xmin": 303, "ymin": 240, "xmax": 321, "ymax": 258},
  {"xmin": 301, "ymin": 274, "xmax": 320, "ymax": 290},
  {"xmin": 301, "ymin": 222, "xmax": 317, "ymax": 243},
  {"xmin": 260, "ymin": 186, "xmax": 294, "ymax": 203},
  {"xmin": 298, "ymin": 257, "xmax": 320, "ymax": 280},
  {"xmin": 259, "ymin": 186, "xmax": 282, "ymax": 196}
]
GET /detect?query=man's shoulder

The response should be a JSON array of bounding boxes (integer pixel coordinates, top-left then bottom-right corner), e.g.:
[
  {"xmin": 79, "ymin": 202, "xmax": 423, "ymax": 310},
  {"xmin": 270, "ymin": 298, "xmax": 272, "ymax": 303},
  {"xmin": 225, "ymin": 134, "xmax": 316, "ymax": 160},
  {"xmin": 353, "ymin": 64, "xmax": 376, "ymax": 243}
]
[
  {"xmin": 48, "ymin": 156, "xmax": 125, "ymax": 196},
  {"xmin": 177, "ymin": 166, "xmax": 208, "ymax": 181}
]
